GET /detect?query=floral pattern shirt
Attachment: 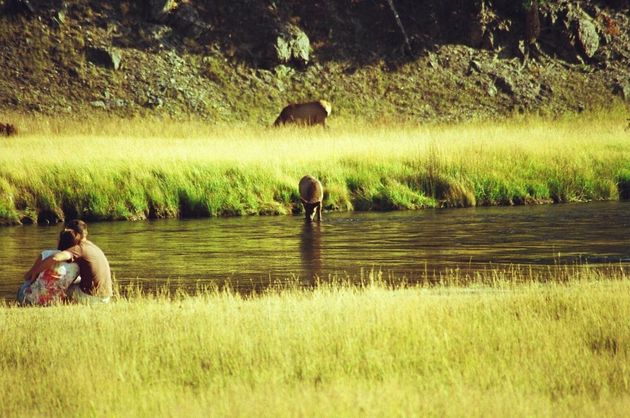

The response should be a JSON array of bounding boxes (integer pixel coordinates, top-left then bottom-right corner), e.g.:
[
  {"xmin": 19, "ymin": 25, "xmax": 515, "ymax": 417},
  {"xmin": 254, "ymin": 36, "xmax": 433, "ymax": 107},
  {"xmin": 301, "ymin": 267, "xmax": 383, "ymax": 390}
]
[{"xmin": 23, "ymin": 250, "xmax": 80, "ymax": 306}]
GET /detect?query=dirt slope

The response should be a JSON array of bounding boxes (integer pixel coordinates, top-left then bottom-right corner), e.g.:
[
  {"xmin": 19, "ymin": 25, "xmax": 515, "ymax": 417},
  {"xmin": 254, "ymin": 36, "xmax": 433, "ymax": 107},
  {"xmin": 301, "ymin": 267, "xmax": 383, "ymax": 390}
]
[{"xmin": 0, "ymin": 0, "xmax": 628, "ymax": 125}]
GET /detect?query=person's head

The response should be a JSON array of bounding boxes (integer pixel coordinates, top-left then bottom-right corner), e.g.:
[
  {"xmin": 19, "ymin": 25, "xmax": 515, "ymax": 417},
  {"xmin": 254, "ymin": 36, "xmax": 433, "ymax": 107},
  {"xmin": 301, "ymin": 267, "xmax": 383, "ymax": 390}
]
[
  {"xmin": 57, "ymin": 230, "xmax": 80, "ymax": 251},
  {"xmin": 65, "ymin": 219, "xmax": 88, "ymax": 242}
]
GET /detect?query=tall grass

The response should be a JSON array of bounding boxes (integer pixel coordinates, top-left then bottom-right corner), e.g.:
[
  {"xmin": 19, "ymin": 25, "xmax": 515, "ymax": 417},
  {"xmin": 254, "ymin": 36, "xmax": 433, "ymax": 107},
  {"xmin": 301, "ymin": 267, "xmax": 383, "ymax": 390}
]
[
  {"xmin": 1, "ymin": 267, "xmax": 629, "ymax": 417},
  {"xmin": 1, "ymin": 108, "xmax": 629, "ymax": 224}
]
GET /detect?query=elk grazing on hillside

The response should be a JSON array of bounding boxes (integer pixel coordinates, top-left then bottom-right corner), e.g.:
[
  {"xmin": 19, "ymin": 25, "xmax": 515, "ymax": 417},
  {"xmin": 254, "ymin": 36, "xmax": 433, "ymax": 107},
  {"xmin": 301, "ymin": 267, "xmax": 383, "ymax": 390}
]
[{"xmin": 273, "ymin": 100, "xmax": 332, "ymax": 127}]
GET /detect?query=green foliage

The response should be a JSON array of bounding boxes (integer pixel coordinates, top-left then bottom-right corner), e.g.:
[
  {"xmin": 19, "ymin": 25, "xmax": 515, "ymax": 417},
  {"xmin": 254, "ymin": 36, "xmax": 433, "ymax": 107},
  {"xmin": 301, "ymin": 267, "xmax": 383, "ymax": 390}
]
[
  {"xmin": 372, "ymin": 180, "xmax": 434, "ymax": 210},
  {"xmin": 0, "ymin": 202, "xmax": 19, "ymax": 225},
  {"xmin": 321, "ymin": 179, "xmax": 354, "ymax": 211},
  {"xmin": 0, "ymin": 178, "xmax": 18, "ymax": 224},
  {"xmin": 0, "ymin": 112, "xmax": 629, "ymax": 224}
]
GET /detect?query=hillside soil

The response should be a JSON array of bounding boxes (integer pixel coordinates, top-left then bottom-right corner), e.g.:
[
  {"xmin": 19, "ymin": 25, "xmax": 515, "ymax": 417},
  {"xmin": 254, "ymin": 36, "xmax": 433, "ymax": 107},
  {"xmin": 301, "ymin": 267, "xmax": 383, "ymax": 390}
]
[{"xmin": 0, "ymin": 0, "xmax": 628, "ymax": 126}]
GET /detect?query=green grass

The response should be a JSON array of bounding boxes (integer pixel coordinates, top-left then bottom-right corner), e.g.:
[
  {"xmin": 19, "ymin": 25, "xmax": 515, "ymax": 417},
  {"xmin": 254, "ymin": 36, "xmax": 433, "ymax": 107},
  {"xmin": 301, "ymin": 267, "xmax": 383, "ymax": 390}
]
[
  {"xmin": 0, "ymin": 108, "xmax": 629, "ymax": 224},
  {"xmin": 1, "ymin": 267, "xmax": 630, "ymax": 417}
]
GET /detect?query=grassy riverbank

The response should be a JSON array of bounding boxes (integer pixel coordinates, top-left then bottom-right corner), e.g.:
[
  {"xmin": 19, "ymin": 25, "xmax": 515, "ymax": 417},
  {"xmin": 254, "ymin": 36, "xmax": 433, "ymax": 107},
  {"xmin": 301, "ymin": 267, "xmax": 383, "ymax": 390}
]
[
  {"xmin": 1, "ymin": 108, "xmax": 629, "ymax": 224},
  {"xmin": 1, "ymin": 267, "xmax": 630, "ymax": 417}
]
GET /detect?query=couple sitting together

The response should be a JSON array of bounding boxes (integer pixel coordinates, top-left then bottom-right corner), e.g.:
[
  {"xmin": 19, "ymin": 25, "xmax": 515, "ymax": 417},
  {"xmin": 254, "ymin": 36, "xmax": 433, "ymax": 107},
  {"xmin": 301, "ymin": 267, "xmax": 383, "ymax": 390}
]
[{"xmin": 17, "ymin": 219, "xmax": 112, "ymax": 306}]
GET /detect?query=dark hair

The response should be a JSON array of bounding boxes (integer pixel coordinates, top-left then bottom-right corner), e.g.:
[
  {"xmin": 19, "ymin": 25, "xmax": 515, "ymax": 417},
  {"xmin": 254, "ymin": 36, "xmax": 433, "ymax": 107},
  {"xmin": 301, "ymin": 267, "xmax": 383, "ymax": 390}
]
[
  {"xmin": 57, "ymin": 230, "xmax": 79, "ymax": 251},
  {"xmin": 65, "ymin": 219, "xmax": 88, "ymax": 240}
]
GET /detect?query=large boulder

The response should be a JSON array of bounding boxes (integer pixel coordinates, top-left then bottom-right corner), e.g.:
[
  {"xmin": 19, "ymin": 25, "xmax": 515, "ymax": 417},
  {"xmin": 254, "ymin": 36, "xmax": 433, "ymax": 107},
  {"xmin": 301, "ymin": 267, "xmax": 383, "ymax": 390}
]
[
  {"xmin": 613, "ymin": 80, "xmax": 630, "ymax": 101},
  {"xmin": 170, "ymin": 3, "xmax": 211, "ymax": 39},
  {"xmin": 146, "ymin": 0, "xmax": 177, "ymax": 22},
  {"xmin": 1, "ymin": 0, "xmax": 35, "ymax": 15},
  {"xmin": 86, "ymin": 47, "xmax": 122, "ymax": 70},
  {"xmin": 554, "ymin": 4, "xmax": 601, "ymax": 61},
  {"xmin": 144, "ymin": 1, "xmax": 210, "ymax": 41},
  {"xmin": 273, "ymin": 24, "xmax": 310, "ymax": 67},
  {"xmin": 493, "ymin": 74, "xmax": 516, "ymax": 96},
  {"xmin": 575, "ymin": 13, "xmax": 600, "ymax": 58}
]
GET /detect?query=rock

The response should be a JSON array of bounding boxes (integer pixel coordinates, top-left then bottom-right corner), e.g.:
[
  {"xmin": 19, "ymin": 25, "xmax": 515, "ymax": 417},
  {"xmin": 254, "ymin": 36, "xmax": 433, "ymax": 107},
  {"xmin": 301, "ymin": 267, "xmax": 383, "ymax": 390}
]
[
  {"xmin": 494, "ymin": 75, "xmax": 515, "ymax": 96},
  {"xmin": 90, "ymin": 100, "xmax": 107, "ymax": 109},
  {"xmin": 613, "ymin": 81, "xmax": 630, "ymax": 101},
  {"xmin": 575, "ymin": 14, "xmax": 599, "ymax": 58},
  {"xmin": 54, "ymin": 7, "xmax": 65, "ymax": 23},
  {"xmin": 146, "ymin": 0, "xmax": 176, "ymax": 22},
  {"xmin": 2, "ymin": 0, "xmax": 34, "ymax": 16},
  {"xmin": 520, "ymin": 81, "xmax": 542, "ymax": 107},
  {"xmin": 539, "ymin": 82, "xmax": 553, "ymax": 99},
  {"xmin": 170, "ymin": 3, "xmax": 211, "ymax": 39},
  {"xmin": 49, "ymin": 1, "xmax": 67, "ymax": 26},
  {"xmin": 111, "ymin": 99, "xmax": 127, "ymax": 108},
  {"xmin": 468, "ymin": 60, "xmax": 483, "ymax": 74},
  {"xmin": 487, "ymin": 83, "xmax": 498, "ymax": 97},
  {"xmin": 273, "ymin": 24, "xmax": 310, "ymax": 67},
  {"xmin": 554, "ymin": 5, "xmax": 600, "ymax": 62},
  {"xmin": 145, "ymin": 96, "xmax": 163, "ymax": 109},
  {"xmin": 86, "ymin": 47, "xmax": 122, "ymax": 70},
  {"xmin": 427, "ymin": 53, "xmax": 439, "ymax": 69}
]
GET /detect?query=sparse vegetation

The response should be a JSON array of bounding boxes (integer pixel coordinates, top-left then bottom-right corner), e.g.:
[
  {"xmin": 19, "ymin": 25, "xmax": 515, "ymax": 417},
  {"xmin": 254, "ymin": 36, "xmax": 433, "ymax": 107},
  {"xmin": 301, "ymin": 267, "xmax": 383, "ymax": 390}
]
[{"xmin": 0, "ymin": 0, "xmax": 628, "ymax": 122}]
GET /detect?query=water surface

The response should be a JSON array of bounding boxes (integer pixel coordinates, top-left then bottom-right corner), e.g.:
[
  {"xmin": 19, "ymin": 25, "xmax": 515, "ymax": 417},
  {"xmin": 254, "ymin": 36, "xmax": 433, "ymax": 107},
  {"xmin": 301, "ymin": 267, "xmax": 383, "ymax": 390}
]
[{"xmin": 2, "ymin": 201, "xmax": 629, "ymax": 300}]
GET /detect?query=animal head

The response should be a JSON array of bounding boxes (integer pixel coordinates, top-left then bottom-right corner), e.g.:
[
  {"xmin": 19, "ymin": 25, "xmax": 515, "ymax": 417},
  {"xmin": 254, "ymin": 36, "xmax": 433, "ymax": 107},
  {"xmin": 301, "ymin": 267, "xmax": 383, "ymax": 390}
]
[
  {"xmin": 303, "ymin": 202, "xmax": 318, "ymax": 221},
  {"xmin": 319, "ymin": 100, "xmax": 332, "ymax": 116}
]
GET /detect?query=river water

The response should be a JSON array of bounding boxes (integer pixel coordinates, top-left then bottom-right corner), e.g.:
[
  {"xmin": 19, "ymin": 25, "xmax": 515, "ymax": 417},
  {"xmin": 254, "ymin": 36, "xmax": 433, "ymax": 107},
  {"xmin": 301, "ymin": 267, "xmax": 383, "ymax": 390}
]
[{"xmin": 1, "ymin": 201, "xmax": 629, "ymax": 300}]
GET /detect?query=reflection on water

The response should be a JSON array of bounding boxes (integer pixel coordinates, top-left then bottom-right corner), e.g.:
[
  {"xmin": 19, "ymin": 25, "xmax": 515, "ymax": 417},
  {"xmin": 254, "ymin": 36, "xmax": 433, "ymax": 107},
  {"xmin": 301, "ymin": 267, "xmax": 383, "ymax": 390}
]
[
  {"xmin": 300, "ymin": 222, "xmax": 323, "ymax": 285},
  {"xmin": 1, "ymin": 201, "xmax": 629, "ymax": 299}
]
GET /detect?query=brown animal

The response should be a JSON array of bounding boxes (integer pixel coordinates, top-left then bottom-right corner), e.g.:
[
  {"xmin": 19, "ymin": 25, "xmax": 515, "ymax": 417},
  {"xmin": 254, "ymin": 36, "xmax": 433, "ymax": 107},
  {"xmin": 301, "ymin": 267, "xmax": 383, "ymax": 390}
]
[
  {"xmin": 0, "ymin": 123, "xmax": 17, "ymax": 136},
  {"xmin": 274, "ymin": 100, "xmax": 332, "ymax": 127},
  {"xmin": 299, "ymin": 175, "xmax": 323, "ymax": 222}
]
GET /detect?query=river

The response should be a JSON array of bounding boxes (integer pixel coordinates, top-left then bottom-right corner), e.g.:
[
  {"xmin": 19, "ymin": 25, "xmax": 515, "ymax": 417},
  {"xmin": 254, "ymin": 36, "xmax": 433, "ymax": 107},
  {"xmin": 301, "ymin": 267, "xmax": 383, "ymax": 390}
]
[{"xmin": 2, "ymin": 201, "xmax": 629, "ymax": 300}]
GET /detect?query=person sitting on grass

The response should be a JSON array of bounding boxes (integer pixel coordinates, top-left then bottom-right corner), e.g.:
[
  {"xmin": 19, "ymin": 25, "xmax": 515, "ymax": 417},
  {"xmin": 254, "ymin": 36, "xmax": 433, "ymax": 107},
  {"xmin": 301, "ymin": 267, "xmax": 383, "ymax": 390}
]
[
  {"xmin": 17, "ymin": 229, "xmax": 81, "ymax": 306},
  {"xmin": 24, "ymin": 219, "xmax": 113, "ymax": 304}
]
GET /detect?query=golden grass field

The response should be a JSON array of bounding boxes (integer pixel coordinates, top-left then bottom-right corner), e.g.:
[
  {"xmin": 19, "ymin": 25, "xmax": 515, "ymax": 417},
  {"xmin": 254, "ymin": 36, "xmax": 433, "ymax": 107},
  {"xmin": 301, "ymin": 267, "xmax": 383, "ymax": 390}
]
[
  {"xmin": 1, "ymin": 109, "xmax": 630, "ymax": 416},
  {"xmin": 1, "ymin": 267, "xmax": 630, "ymax": 417},
  {"xmin": 1, "ymin": 107, "xmax": 629, "ymax": 223}
]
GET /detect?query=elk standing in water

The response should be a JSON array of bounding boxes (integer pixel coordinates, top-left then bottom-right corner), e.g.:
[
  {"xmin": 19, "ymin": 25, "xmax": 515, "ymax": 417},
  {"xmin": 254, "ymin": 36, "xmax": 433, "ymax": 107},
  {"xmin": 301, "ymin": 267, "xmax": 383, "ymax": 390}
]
[
  {"xmin": 274, "ymin": 100, "xmax": 332, "ymax": 127},
  {"xmin": 299, "ymin": 175, "xmax": 323, "ymax": 222}
]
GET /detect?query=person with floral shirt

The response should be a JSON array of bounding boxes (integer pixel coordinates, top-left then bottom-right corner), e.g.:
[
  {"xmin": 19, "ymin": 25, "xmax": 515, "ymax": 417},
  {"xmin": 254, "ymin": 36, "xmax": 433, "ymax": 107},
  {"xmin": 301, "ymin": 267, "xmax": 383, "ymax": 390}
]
[
  {"xmin": 17, "ymin": 230, "xmax": 81, "ymax": 306},
  {"xmin": 24, "ymin": 220, "xmax": 112, "ymax": 304}
]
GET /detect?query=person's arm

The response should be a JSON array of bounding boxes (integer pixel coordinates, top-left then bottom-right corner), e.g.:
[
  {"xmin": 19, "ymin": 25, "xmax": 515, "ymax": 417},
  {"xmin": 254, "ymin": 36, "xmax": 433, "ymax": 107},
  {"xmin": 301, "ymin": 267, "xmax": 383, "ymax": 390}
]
[
  {"xmin": 23, "ymin": 254, "xmax": 44, "ymax": 282},
  {"xmin": 26, "ymin": 251, "xmax": 73, "ymax": 281}
]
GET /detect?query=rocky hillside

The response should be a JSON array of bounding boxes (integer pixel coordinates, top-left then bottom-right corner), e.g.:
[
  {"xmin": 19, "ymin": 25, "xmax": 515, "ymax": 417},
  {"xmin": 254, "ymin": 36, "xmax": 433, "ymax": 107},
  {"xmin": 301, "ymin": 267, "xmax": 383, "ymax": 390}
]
[{"xmin": 0, "ymin": 0, "xmax": 629, "ymax": 125}]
